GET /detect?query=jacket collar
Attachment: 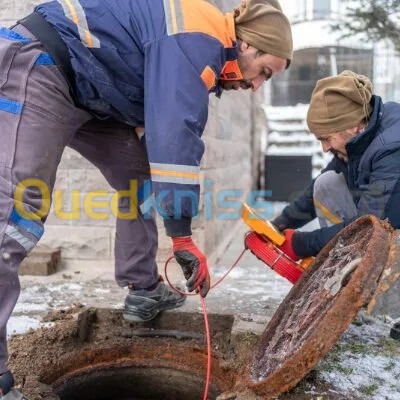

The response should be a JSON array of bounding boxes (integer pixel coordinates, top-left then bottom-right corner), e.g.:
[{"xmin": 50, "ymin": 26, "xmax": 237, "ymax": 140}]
[
  {"xmin": 346, "ymin": 95, "xmax": 384, "ymax": 157},
  {"xmin": 219, "ymin": 12, "xmax": 243, "ymax": 81}
]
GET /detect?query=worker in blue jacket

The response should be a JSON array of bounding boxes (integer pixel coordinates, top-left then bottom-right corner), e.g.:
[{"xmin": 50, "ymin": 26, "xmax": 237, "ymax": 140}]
[
  {"xmin": 273, "ymin": 70, "xmax": 400, "ymax": 262},
  {"xmin": 0, "ymin": 0, "xmax": 293, "ymax": 396}
]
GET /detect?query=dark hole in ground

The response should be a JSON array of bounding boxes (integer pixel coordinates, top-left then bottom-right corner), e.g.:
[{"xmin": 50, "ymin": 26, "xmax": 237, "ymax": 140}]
[{"xmin": 54, "ymin": 365, "xmax": 222, "ymax": 400}]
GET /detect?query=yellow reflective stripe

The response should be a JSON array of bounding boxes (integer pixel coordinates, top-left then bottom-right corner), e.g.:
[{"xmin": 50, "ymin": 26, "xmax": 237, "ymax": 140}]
[
  {"xmin": 169, "ymin": 0, "xmax": 178, "ymax": 34},
  {"xmin": 84, "ymin": 28, "xmax": 93, "ymax": 48},
  {"xmin": 163, "ymin": 0, "xmax": 184, "ymax": 35},
  {"xmin": 64, "ymin": 0, "xmax": 93, "ymax": 47},
  {"xmin": 64, "ymin": 0, "xmax": 79, "ymax": 24},
  {"xmin": 314, "ymin": 198, "xmax": 342, "ymax": 224},
  {"xmin": 151, "ymin": 168, "xmax": 199, "ymax": 180},
  {"xmin": 58, "ymin": 0, "xmax": 100, "ymax": 48}
]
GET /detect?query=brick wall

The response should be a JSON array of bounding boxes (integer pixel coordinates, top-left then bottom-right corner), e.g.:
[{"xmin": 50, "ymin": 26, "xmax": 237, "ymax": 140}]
[{"xmin": 0, "ymin": 0, "xmax": 265, "ymax": 268}]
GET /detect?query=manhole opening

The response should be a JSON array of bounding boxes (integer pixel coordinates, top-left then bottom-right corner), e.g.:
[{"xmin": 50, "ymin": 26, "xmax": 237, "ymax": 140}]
[
  {"xmin": 9, "ymin": 310, "xmax": 237, "ymax": 399},
  {"xmin": 54, "ymin": 365, "xmax": 221, "ymax": 400}
]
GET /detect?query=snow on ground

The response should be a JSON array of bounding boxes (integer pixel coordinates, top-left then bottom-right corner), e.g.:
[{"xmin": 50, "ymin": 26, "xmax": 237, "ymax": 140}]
[
  {"xmin": 7, "ymin": 317, "xmax": 41, "ymax": 339},
  {"xmin": 317, "ymin": 313, "xmax": 400, "ymax": 399}
]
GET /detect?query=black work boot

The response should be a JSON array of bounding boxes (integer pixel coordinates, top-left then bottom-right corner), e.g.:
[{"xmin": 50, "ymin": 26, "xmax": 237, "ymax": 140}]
[
  {"xmin": 0, "ymin": 371, "xmax": 27, "ymax": 399},
  {"xmin": 123, "ymin": 277, "xmax": 186, "ymax": 322},
  {"xmin": 390, "ymin": 322, "xmax": 400, "ymax": 340}
]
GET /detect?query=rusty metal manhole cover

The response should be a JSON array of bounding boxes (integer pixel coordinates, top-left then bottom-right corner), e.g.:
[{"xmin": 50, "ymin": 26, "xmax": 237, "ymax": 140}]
[{"xmin": 238, "ymin": 216, "xmax": 393, "ymax": 399}]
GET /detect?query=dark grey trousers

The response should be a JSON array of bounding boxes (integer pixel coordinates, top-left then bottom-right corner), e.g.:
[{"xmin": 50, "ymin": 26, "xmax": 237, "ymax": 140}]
[{"xmin": 0, "ymin": 26, "xmax": 158, "ymax": 374}]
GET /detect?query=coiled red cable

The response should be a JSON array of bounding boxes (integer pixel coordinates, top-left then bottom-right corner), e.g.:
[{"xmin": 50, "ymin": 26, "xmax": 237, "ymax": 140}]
[{"xmin": 164, "ymin": 248, "xmax": 247, "ymax": 400}]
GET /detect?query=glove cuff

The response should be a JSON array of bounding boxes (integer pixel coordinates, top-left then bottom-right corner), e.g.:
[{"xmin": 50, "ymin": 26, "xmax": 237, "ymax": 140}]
[
  {"xmin": 280, "ymin": 229, "xmax": 300, "ymax": 261},
  {"xmin": 164, "ymin": 217, "xmax": 192, "ymax": 237},
  {"xmin": 171, "ymin": 235, "xmax": 192, "ymax": 248}
]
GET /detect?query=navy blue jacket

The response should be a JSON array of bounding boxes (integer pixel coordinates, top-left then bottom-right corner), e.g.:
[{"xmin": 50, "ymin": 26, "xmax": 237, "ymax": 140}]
[
  {"xmin": 34, "ymin": 0, "xmax": 244, "ymax": 236},
  {"xmin": 273, "ymin": 95, "xmax": 400, "ymax": 257}
]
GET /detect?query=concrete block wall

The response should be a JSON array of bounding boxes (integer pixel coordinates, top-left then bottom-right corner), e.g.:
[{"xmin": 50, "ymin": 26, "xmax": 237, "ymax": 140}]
[{"xmin": 1, "ymin": 0, "xmax": 265, "ymax": 271}]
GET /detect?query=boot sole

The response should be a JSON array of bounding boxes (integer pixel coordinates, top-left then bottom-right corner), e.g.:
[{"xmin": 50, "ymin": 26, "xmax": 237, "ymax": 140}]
[{"xmin": 123, "ymin": 296, "xmax": 186, "ymax": 322}]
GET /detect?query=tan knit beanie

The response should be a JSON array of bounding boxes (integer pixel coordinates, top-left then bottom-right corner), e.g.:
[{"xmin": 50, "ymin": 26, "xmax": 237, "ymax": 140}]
[
  {"xmin": 234, "ymin": 0, "xmax": 293, "ymax": 66},
  {"xmin": 307, "ymin": 70, "xmax": 373, "ymax": 135}
]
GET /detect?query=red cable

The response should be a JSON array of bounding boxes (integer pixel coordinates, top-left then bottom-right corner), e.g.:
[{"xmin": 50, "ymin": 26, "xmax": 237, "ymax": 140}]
[
  {"xmin": 164, "ymin": 248, "xmax": 247, "ymax": 400},
  {"xmin": 200, "ymin": 296, "xmax": 211, "ymax": 400}
]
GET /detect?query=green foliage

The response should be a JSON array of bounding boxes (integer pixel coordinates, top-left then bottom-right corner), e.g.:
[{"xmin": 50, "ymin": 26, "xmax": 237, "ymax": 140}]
[
  {"xmin": 332, "ymin": 0, "xmax": 400, "ymax": 53},
  {"xmin": 358, "ymin": 383, "xmax": 379, "ymax": 396},
  {"xmin": 378, "ymin": 337, "xmax": 400, "ymax": 356}
]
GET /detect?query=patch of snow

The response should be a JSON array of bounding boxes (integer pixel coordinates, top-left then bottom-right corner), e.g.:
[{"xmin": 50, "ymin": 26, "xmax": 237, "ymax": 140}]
[
  {"xmin": 291, "ymin": 20, "xmax": 372, "ymax": 51},
  {"xmin": 7, "ymin": 316, "xmax": 41, "ymax": 338},
  {"xmin": 321, "ymin": 355, "xmax": 400, "ymax": 400},
  {"xmin": 268, "ymin": 122, "xmax": 308, "ymax": 132},
  {"xmin": 94, "ymin": 288, "xmax": 111, "ymax": 294},
  {"xmin": 263, "ymin": 104, "xmax": 309, "ymax": 121},
  {"xmin": 268, "ymin": 146, "xmax": 318, "ymax": 156},
  {"xmin": 319, "ymin": 315, "xmax": 400, "ymax": 400},
  {"xmin": 47, "ymin": 283, "xmax": 83, "ymax": 292}
]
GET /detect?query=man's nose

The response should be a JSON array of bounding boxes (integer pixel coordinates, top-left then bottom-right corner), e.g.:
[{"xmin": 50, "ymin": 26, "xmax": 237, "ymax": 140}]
[{"xmin": 321, "ymin": 142, "xmax": 331, "ymax": 153}]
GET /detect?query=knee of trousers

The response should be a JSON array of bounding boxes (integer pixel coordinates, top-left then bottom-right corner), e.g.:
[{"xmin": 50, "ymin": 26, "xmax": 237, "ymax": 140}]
[
  {"xmin": 313, "ymin": 171, "xmax": 348, "ymax": 203},
  {"xmin": 0, "ymin": 208, "xmax": 44, "ymax": 263},
  {"xmin": 313, "ymin": 171, "xmax": 359, "ymax": 223}
]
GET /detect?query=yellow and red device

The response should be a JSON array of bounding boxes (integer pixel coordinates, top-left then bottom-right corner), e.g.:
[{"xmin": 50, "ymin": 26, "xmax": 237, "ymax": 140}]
[{"xmin": 241, "ymin": 203, "xmax": 314, "ymax": 284}]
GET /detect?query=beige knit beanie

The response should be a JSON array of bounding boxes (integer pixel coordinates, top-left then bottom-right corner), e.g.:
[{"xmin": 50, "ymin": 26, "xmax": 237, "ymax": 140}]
[
  {"xmin": 234, "ymin": 0, "xmax": 293, "ymax": 66},
  {"xmin": 307, "ymin": 70, "xmax": 373, "ymax": 135}
]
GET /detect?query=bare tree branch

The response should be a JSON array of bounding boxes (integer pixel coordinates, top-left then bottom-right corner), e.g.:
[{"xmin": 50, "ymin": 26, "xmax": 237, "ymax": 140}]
[{"xmin": 331, "ymin": 0, "xmax": 400, "ymax": 53}]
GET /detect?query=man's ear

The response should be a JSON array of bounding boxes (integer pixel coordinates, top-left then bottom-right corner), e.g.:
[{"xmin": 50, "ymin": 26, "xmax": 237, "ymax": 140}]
[
  {"xmin": 346, "ymin": 125, "xmax": 361, "ymax": 136},
  {"xmin": 239, "ymin": 40, "xmax": 250, "ymax": 52}
]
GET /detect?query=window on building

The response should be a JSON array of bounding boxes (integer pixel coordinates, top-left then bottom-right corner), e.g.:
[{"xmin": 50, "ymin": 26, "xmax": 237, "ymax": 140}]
[
  {"xmin": 313, "ymin": 0, "xmax": 331, "ymax": 19},
  {"xmin": 270, "ymin": 46, "xmax": 373, "ymax": 106}
]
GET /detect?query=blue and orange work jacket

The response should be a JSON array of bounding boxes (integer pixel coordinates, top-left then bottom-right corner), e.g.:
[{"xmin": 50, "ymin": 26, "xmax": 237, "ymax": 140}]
[{"xmin": 35, "ymin": 0, "xmax": 243, "ymax": 234}]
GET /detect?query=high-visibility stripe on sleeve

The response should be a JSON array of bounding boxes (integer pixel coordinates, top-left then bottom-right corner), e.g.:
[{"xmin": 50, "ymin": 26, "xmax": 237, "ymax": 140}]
[
  {"xmin": 9, "ymin": 209, "xmax": 44, "ymax": 239},
  {"xmin": 163, "ymin": 0, "xmax": 184, "ymax": 35},
  {"xmin": 150, "ymin": 162, "xmax": 200, "ymax": 185},
  {"xmin": 57, "ymin": 0, "xmax": 100, "ymax": 48},
  {"xmin": 5, "ymin": 225, "xmax": 37, "ymax": 253}
]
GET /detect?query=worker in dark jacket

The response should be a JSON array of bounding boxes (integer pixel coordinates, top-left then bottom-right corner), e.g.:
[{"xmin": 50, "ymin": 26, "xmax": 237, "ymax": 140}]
[
  {"xmin": 0, "ymin": 0, "xmax": 293, "ymax": 396},
  {"xmin": 272, "ymin": 70, "xmax": 400, "ymax": 260}
]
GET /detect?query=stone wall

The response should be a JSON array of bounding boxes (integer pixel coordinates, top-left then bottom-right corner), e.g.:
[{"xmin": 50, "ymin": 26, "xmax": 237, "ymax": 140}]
[{"xmin": 0, "ymin": 0, "xmax": 265, "ymax": 269}]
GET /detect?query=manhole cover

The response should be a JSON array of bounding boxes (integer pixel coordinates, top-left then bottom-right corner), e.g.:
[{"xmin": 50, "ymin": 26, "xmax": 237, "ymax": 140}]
[{"xmin": 238, "ymin": 216, "xmax": 393, "ymax": 399}]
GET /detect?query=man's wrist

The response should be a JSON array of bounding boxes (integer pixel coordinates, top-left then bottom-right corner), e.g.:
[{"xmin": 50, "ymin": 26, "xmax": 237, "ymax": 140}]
[
  {"xmin": 271, "ymin": 213, "xmax": 290, "ymax": 231},
  {"xmin": 164, "ymin": 217, "xmax": 192, "ymax": 237}
]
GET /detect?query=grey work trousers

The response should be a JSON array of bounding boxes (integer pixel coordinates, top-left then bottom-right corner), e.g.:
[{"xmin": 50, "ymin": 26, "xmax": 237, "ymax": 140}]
[
  {"xmin": 313, "ymin": 170, "xmax": 358, "ymax": 227},
  {"xmin": 0, "ymin": 26, "xmax": 158, "ymax": 374}
]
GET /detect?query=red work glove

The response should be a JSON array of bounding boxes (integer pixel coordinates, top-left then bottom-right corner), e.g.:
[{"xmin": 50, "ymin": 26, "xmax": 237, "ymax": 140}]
[
  {"xmin": 277, "ymin": 229, "xmax": 300, "ymax": 261},
  {"xmin": 172, "ymin": 236, "xmax": 211, "ymax": 297}
]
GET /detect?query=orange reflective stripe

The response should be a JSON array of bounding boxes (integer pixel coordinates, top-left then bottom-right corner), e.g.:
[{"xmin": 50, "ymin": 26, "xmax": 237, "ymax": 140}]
[
  {"xmin": 151, "ymin": 169, "xmax": 199, "ymax": 180},
  {"xmin": 200, "ymin": 66, "xmax": 216, "ymax": 90}
]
